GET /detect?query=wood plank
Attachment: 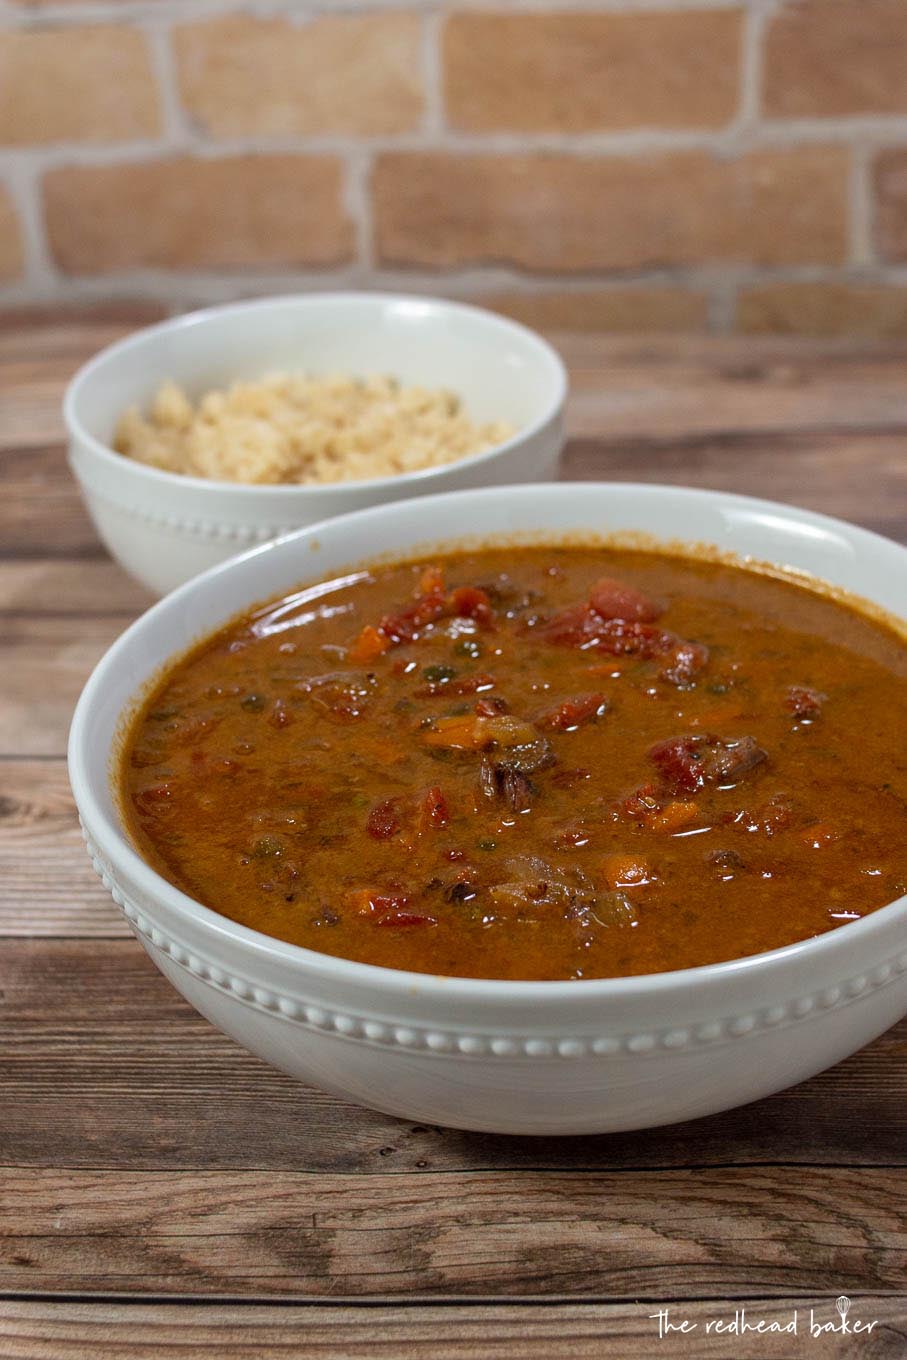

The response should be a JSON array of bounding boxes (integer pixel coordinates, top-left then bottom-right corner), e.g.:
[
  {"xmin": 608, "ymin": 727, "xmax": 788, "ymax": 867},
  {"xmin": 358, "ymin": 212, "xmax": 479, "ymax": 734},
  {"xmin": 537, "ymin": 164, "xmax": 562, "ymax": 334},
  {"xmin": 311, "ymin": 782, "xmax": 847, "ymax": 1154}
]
[
  {"xmin": 564, "ymin": 333, "xmax": 907, "ymax": 439},
  {"xmin": 2, "ymin": 1298, "xmax": 903, "ymax": 1360},
  {"xmin": 0, "ymin": 761, "xmax": 128, "ymax": 938},
  {"xmin": 0, "ymin": 305, "xmax": 167, "ymax": 453},
  {"xmin": 0, "ymin": 445, "xmax": 103, "ymax": 560},
  {"xmin": 0, "ymin": 560, "xmax": 154, "ymax": 616},
  {"xmin": 0, "ymin": 617, "xmax": 132, "ymax": 757},
  {"xmin": 561, "ymin": 430, "xmax": 907, "ymax": 544},
  {"xmin": 1, "ymin": 1163, "xmax": 904, "ymax": 1298},
  {"xmin": 2, "ymin": 941, "xmax": 905, "ymax": 1172}
]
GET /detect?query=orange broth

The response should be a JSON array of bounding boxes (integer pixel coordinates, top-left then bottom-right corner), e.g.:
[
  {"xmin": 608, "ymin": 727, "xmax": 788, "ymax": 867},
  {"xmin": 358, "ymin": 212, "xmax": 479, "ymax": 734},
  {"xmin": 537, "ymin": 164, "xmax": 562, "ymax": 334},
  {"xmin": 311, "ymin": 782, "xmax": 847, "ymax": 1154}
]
[{"xmin": 121, "ymin": 548, "xmax": 907, "ymax": 980}]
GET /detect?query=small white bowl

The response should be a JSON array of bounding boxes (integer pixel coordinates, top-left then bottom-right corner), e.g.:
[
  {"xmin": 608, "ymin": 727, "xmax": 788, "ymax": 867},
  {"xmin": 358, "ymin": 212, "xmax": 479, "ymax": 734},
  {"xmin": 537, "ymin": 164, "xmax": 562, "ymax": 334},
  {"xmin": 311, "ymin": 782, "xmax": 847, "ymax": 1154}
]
[
  {"xmin": 64, "ymin": 293, "xmax": 567, "ymax": 595},
  {"xmin": 68, "ymin": 483, "xmax": 907, "ymax": 1135}
]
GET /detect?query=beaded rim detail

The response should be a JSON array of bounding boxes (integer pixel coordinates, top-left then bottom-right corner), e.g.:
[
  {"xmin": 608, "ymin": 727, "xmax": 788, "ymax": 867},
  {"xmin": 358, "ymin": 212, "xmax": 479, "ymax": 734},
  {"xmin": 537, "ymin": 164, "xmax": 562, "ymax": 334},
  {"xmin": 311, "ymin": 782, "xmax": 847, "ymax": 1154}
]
[
  {"xmin": 71, "ymin": 474, "xmax": 291, "ymax": 543},
  {"xmin": 83, "ymin": 828, "xmax": 907, "ymax": 1061}
]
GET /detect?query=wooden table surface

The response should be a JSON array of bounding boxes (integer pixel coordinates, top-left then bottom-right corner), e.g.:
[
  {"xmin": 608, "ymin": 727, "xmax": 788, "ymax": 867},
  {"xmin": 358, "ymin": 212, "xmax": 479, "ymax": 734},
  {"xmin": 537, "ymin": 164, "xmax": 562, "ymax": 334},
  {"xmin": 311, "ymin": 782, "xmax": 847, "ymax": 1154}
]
[{"xmin": 1, "ymin": 310, "xmax": 906, "ymax": 1358}]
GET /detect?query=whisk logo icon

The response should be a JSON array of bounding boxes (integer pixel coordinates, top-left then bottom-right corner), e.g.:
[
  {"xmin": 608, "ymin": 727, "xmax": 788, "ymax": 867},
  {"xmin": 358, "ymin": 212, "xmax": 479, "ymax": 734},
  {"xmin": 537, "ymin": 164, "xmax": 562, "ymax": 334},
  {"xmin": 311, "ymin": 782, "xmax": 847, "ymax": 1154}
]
[{"xmin": 809, "ymin": 1295, "xmax": 878, "ymax": 1337}]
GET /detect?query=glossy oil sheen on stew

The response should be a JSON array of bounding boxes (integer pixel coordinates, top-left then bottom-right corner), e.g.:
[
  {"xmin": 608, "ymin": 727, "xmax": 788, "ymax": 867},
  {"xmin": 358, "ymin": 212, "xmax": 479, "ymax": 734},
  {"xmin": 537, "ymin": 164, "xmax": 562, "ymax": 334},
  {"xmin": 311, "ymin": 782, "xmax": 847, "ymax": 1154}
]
[{"xmin": 121, "ymin": 548, "xmax": 907, "ymax": 980}]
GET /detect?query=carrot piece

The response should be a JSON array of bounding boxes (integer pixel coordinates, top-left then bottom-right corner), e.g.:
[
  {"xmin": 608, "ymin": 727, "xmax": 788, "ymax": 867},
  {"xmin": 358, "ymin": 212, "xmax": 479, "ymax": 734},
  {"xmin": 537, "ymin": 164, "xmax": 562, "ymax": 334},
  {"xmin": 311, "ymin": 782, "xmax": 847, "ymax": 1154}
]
[
  {"xmin": 601, "ymin": 853, "xmax": 653, "ymax": 889},
  {"xmin": 648, "ymin": 800, "xmax": 699, "ymax": 833},
  {"xmin": 419, "ymin": 564, "xmax": 445, "ymax": 596},
  {"xmin": 422, "ymin": 713, "xmax": 537, "ymax": 750},
  {"xmin": 422, "ymin": 715, "xmax": 491, "ymax": 750},
  {"xmin": 348, "ymin": 624, "xmax": 390, "ymax": 665}
]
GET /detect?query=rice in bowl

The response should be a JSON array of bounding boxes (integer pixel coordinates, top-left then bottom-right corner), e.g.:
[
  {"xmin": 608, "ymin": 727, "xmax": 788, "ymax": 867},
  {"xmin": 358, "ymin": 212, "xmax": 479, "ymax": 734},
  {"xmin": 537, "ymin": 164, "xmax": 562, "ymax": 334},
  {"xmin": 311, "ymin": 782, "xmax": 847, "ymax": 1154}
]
[{"xmin": 114, "ymin": 373, "xmax": 515, "ymax": 486}]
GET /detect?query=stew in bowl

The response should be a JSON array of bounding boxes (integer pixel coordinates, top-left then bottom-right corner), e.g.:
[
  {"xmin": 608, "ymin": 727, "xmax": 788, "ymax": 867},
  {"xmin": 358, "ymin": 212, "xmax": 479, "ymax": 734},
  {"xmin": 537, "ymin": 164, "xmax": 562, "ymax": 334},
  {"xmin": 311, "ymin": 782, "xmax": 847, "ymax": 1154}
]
[{"xmin": 121, "ymin": 544, "xmax": 907, "ymax": 982}]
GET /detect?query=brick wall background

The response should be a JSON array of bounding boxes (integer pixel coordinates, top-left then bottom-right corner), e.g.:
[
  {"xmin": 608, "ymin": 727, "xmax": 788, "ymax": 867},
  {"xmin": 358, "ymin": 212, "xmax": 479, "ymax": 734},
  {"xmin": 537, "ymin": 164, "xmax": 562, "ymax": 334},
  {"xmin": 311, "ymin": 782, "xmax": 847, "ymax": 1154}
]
[{"xmin": 3, "ymin": 0, "xmax": 907, "ymax": 334}]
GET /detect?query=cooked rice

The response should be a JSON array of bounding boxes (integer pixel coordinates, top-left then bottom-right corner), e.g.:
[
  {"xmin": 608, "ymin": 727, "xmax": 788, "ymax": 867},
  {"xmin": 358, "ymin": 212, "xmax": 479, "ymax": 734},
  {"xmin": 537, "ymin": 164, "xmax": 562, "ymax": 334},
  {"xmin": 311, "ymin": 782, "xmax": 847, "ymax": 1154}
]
[{"xmin": 113, "ymin": 373, "xmax": 515, "ymax": 485}]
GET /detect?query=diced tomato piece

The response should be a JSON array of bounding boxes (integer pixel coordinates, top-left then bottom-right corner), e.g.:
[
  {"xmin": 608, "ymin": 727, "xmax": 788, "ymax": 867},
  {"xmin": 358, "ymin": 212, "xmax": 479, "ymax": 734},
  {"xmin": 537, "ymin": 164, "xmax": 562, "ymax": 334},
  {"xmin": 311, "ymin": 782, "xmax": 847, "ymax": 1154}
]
[
  {"xmin": 589, "ymin": 577, "xmax": 662, "ymax": 623},
  {"xmin": 535, "ymin": 693, "xmax": 606, "ymax": 731},
  {"xmin": 594, "ymin": 620, "xmax": 673, "ymax": 657},
  {"xmin": 649, "ymin": 736, "xmax": 706, "ymax": 794},
  {"xmin": 539, "ymin": 608, "xmax": 674, "ymax": 656},
  {"xmin": 361, "ymin": 579, "xmax": 497, "ymax": 652},
  {"xmin": 619, "ymin": 783, "xmax": 662, "ymax": 822},
  {"xmin": 366, "ymin": 799, "xmax": 401, "ymax": 840},
  {"xmin": 416, "ymin": 672, "xmax": 496, "ymax": 699},
  {"xmin": 448, "ymin": 585, "xmax": 494, "ymax": 625},
  {"xmin": 650, "ymin": 733, "xmax": 767, "ymax": 794},
  {"xmin": 419, "ymin": 785, "xmax": 450, "ymax": 831},
  {"xmin": 380, "ymin": 592, "xmax": 446, "ymax": 645},
  {"xmin": 348, "ymin": 624, "xmax": 391, "ymax": 665},
  {"xmin": 349, "ymin": 890, "xmax": 410, "ymax": 918},
  {"xmin": 660, "ymin": 640, "xmax": 709, "ymax": 688},
  {"xmin": 786, "ymin": 685, "xmax": 826, "ymax": 722}
]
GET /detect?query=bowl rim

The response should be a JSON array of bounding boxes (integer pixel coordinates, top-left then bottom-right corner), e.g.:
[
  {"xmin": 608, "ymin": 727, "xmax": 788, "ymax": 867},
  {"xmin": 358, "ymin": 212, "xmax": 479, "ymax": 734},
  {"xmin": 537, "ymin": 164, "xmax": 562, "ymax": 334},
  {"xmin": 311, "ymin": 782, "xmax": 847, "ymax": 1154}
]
[
  {"xmin": 68, "ymin": 480, "xmax": 907, "ymax": 1004},
  {"xmin": 63, "ymin": 290, "xmax": 568, "ymax": 499}
]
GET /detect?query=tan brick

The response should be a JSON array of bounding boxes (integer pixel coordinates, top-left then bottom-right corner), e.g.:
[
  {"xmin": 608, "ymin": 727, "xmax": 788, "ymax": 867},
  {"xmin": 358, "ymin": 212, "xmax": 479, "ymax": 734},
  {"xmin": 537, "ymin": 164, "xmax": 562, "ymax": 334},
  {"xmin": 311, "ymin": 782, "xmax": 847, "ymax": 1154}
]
[
  {"xmin": 0, "ymin": 26, "xmax": 159, "ymax": 145},
  {"xmin": 764, "ymin": 0, "xmax": 907, "ymax": 119},
  {"xmin": 480, "ymin": 288, "xmax": 709, "ymax": 334},
  {"xmin": 374, "ymin": 148, "xmax": 849, "ymax": 272},
  {"xmin": 738, "ymin": 282, "xmax": 907, "ymax": 337},
  {"xmin": 444, "ymin": 10, "xmax": 741, "ymax": 133},
  {"xmin": 0, "ymin": 187, "xmax": 23, "ymax": 281},
  {"xmin": 43, "ymin": 157, "xmax": 354, "ymax": 275},
  {"xmin": 875, "ymin": 150, "xmax": 907, "ymax": 264},
  {"xmin": 175, "ymin": 12, "xmax": 422, "ymax": 138}
]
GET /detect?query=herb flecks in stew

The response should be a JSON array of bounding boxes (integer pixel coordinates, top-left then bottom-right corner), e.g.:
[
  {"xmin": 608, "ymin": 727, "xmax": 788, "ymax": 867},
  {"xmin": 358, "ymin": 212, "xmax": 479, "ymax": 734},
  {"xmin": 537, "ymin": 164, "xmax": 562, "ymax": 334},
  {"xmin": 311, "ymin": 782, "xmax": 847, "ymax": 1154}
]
[{"xmin": 122, "ymin": 549, "xmax": 907, "ymax": 980}]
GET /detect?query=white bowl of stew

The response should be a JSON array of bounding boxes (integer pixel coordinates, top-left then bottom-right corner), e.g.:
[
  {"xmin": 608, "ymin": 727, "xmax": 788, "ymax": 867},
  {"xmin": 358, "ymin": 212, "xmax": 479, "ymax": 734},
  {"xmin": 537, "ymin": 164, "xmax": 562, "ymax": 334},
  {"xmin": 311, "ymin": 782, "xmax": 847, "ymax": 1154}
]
[
  {"xmin": 68, "ymin": 483, "xmax": 907, "ymax": 1134},
  {"xmin": 64, "ymin": 292, "xmax": 566, "ymax": 596}
]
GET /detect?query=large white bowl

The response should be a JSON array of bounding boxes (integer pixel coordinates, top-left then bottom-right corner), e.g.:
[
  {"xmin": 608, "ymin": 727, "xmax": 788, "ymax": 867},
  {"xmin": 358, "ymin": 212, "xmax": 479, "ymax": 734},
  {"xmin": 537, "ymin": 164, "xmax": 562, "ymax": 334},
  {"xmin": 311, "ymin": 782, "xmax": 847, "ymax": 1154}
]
[
  {"xmin": 64, "ymin": 293, "xmax": 567, "ymax": 595},
  {"xmin": 68, "ymin": 483, "xmax": 907, "ymax": 1135}
]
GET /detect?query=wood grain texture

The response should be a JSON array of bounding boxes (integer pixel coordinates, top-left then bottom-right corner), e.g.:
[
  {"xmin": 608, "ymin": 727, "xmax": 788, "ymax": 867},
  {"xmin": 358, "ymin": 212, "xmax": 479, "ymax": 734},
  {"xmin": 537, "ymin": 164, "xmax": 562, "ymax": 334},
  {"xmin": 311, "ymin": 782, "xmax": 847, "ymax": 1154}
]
[
  {"xmin": 0, "ymin": 762, "xmax": 127, "ymax": 937},
  {"xmin": 0, "ymin": 559, "xmax": 154, "ymax": 615},
  {"xmin": 2, "ymin": 1163, "xmax": 905, "ymax": 1297},
  {"xmin": 0, "ymin": 306, "xmax": 166, "ymax": 453},
  {"xmin": 563, "ymin": 431, "xmax": 907, "ymax": 543},
  {"xmin": 2, "ymin": 1299, "xmax": 904, "ymax": 1360},
  {"xmin": 0, "ymin": 616, "xmax": 134, "ymax": 756},
  {"xmin": 2, "ymin": 317, "xmax": 907, "ymax": 1348}
]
